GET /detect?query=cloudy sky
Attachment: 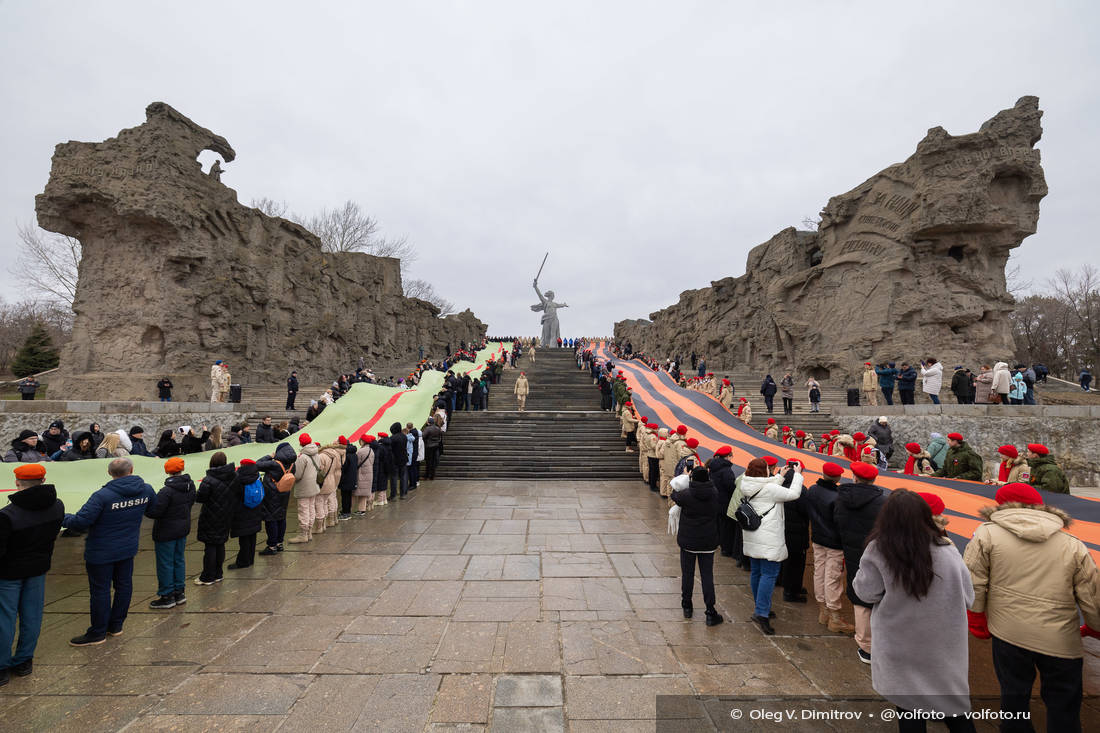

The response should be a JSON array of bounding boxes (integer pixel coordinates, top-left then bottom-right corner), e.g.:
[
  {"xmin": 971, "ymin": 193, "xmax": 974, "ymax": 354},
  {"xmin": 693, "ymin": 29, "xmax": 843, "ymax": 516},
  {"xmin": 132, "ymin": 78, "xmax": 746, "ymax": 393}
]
[{"xmin": 1, "ymin": 1, "xmax": 1096, "ymax": 337}]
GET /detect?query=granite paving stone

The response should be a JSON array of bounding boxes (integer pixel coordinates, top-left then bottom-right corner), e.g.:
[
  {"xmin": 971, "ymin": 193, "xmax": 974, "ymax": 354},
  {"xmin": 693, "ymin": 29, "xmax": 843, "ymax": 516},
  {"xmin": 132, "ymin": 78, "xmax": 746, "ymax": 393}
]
[
  {"xmin": 493, "ymin": 674, "xmax": 563, "ymax": 706},
  {"xmin": 431, "ymin": 673, "xmax": 493, "ymax": 723}
]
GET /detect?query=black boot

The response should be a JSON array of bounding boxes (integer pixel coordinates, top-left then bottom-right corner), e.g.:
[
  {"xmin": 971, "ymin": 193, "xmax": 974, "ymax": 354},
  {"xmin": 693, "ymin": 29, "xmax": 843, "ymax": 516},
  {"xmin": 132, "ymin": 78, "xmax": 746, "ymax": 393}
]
[
  {"xmin": 705, "ymin": 609, "xmax": 724, "ymax": 627},
  {"xmin": 682, "ymin": 605, "xmax": 693, "ymax": 619},
  {"xmin": 750, "ymin": 614, "xmax": 775, "ymax": 635}
]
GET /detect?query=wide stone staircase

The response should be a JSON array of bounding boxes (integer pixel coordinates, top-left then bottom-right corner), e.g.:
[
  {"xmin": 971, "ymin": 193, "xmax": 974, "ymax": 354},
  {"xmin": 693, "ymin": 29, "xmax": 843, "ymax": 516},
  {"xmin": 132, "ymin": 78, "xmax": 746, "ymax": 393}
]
[
  {"xmin": 238, "ymin": 383, "xmax": 333, "ymax": 424},
  {"xmin": 434, "ymin": 349, "xmax": 640, "ymax": 480}
]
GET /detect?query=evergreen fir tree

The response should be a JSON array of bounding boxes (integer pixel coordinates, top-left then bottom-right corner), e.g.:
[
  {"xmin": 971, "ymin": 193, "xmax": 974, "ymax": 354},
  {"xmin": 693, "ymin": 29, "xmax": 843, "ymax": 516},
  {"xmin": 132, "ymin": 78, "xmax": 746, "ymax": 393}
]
[{"xmin": 11, "ymin": 322, "xmax": 60, "ymax": 377}]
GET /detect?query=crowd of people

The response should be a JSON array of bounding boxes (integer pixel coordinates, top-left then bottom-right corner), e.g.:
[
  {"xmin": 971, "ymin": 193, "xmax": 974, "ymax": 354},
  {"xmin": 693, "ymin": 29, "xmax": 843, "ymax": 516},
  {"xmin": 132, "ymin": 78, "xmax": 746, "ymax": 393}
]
[
  {"xmin": 594, "ymin": 340, "xmax": 1097, "ymax": 729},
  {"xmin": 860, "ymin": 360, "xmax": 1053, "ymax": 407}
]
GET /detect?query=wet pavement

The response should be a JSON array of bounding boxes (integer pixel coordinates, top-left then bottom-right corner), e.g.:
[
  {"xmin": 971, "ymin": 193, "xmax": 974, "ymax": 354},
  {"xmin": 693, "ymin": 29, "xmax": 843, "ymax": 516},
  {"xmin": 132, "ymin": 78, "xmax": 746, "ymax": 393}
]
[{"xmin": 3, "ymin": 478, "xmax": 1098, "ymax": 731}]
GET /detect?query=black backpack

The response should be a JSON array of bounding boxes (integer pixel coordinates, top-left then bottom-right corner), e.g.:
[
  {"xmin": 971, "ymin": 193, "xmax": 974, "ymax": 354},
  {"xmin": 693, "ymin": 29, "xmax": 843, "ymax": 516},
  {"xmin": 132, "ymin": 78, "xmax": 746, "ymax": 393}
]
[{"xmin": 733, "ymin": 490, "xmax": 774, "ymax": 531}]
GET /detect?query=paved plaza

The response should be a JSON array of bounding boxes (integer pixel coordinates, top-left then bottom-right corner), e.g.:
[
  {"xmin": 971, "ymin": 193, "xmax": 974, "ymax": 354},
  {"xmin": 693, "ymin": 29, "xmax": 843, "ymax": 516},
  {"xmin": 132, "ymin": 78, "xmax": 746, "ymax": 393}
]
[{"xmin": 2, "ymin": 478, "xmax": 1098, "ymax": 731}]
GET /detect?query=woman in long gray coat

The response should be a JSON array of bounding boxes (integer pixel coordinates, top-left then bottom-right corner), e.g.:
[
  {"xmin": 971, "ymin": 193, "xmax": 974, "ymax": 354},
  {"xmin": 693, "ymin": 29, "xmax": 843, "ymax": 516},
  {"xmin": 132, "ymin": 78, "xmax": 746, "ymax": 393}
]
[{"xmin": 853, "ymin": 490, "xmax": 975, "ymax": 730}]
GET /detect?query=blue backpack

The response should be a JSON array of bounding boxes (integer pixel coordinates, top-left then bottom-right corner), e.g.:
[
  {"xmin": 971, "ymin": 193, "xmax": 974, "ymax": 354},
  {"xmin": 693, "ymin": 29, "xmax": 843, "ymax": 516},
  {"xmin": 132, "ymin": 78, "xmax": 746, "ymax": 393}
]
[{"xmin": 242, "ymin": 478, "xmax": 264, "ymax": 509}]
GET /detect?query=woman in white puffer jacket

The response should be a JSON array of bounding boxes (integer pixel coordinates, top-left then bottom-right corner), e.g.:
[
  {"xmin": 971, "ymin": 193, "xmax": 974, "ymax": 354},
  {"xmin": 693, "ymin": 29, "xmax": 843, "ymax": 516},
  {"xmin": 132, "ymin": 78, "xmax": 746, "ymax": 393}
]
[{"xmin": 740, "ymin": 457, "xmax": 805, "ymax": 635}]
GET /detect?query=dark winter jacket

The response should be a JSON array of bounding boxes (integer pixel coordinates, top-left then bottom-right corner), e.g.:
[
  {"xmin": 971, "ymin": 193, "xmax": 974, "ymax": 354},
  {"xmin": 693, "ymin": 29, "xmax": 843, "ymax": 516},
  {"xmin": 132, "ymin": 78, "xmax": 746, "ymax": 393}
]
[
  {"xmin": 39, "ymin": 428, "xmax": 70, "ymax": 457},
  {"xmin": 287, "ymin": 375, "xmax": 299, "ymax": 395},
  {"xmin": 760, "ymin": 377, "xmax": 777, "ymax": 397},
  {"xmin": 867, "ymin": 422, "xmax": 894, "ymax": 457},
  {"xmin": 255, "ymin": 423, "xmax": 275, "ymax": 444},
  {"xmin": 144, "ymin": 474, "xmax": 197, "ymax": 543},
  {"xmin": 804, "ymin": 478, "xmax": 842, "ymax": 550},
  {"xmin": 157, "ymin": 378, "xmax": 173, "ymax": 398},
  {"xmin": 388, "ymin": 427, "xmax": 408, "ymax": 469},
  {"xmin": 88, "ymin": 427, "xmax": 105, "ymax": 450},
  {"xmin": 4, "ymin": 438, "xmax": 50, "ymax": 463},
  {"xmin": 935, "ymin": 442, "xmax": 984, "ymax": 482},
  {"xmin": 129, "ymin": 437, "xmax": 153, "ymax": 457},
  {"xmin": 339, "ymin": 443, "xmax": 358, "ymax": 492},
  {"xmin": 196, "ymin": 463, "xmax": 237, "ymax": 544},
  {"xmin": 834, "ymin": 481, "xmax": 887, "ymax": 607},
  {"xmin": 950, "ymin": 369, "xmax": 974, "ymax": 399},
  {"xmin": 229, "ymin": 462, "xmax": 263, "ymax": 537},
  {"xmin": 256, "ymin": 442, "xmax": 296, "ymax": 522},
  {"xmin": 0, "ymin": 483, "xmax": 64, "ymax": 579},
  {"xmin": 181, "ymin": 430, "xmax": 211, "ymax": 455},
  {"xmin": 422, "ymin": 423, "xmax": 443, "ymax": 449},
  {"xmin": 897, "ymin": 366, "xmax": 918, "ymax": 391},
  {"xmin": 783, "ymin": 490, "xmax": 811, "ymax": 551},
  {"xmin": 63, "ymin": 474, "xmax": 157, "ymax": 564},
  {"xmin": 1029, "ymin": 455, "xmax": 1069, "ymax": 494},
  {"xmin": 671, "ymin": 477, "xmax": 722, "ymax": 552},
  {"xmin": 156, "ymin": 432, "xmax": 181, "ymax": 458},
  {"xmin": 874, "ymin": 366, "xmax": 898, "ymax": 389},
  {"xmin": 706, "ymin": 456, "xmax": 737, "ymax": 510},
  {"xmin": 57, "ymin": 431, "xmax": 97, "ymax": 461},
  {"xmin": 373, "ymin": 438, "xmax": 393, "ymax": 480}
]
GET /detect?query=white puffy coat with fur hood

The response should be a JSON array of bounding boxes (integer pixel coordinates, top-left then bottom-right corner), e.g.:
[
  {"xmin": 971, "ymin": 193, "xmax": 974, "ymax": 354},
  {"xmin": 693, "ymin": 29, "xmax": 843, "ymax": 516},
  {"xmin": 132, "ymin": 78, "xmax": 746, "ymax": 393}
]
[{"xmin": 740, "ymin": 472, "xmax": 805, "ymax": 562}]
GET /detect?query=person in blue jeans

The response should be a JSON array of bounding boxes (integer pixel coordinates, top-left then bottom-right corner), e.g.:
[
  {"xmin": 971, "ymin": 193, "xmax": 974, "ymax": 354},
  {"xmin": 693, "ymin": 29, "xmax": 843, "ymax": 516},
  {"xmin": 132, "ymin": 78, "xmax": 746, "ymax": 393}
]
[
  {"xmin": 62, "ymin": 458, "xmax": 156, "ymax": 646},
  {"xmin": 0, "ymin": 463, "xmax": 64, "ymax": 686},
  {"xmin": 145, "ymin": 457, "xmax": 196, "ymax": 609},
  {"xmin": 739, "ymin": 457, "xmax": 805, "ymax": 636}
]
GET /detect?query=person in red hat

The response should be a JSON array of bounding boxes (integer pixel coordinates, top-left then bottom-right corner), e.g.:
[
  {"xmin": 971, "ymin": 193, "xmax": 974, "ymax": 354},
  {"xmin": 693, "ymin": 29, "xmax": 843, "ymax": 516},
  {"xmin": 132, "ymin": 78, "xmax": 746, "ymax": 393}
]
[
  {"xmin": 902, "ymin": 442, "xmax": 935, "ymax": 476},
  {"xmin": 964, "ymin": 483, "xmax": 1100, "ymax": 730},
  {"xmin": 764, "ymin": 418, "xmax": 779, "ymax": 441},
  {"xmin": 736, "ymin": 397, "xmax": 752, "ymax": 426},
  {"xmin": 0, "ymin": 463, "xmax": 64, "ymax": 681},
  {"xmin": 805, "ymin": 462, "xmax": 854, "ymax": 633},
  {"xmin": 934, "ymin": 433, "xmax": 983, "ymax": 481},
  {"xmin": 852, "ymin": 490, "xmax": 976, "ymax": 722},
  {"xmin": 719, "ymin": 378, "xmax": 734, "ymax": 411},
  {"xmin": 834, "ymin": 460, "xmax": 886, "ymax": 663},
  {"xmin": 835, "ymin": 433, "xmax": 858, "ymax": 461},
  {"xmin": 988, "ymin": 444, "xmax": 1029, "ymax": 485},
  {"xmin": 1025, "ymin": 443, "xmax": 1069, "ymax": 494},
  {"xmin": 706, "ymin": 446, "xmax": 740, "ymax": 562},
  {"xmin": 620, "ymin": 401, "xmax": 638, "ymax": 453},
  {"xmin": 643, "ymin": 424, "xmax": 661, "ymax": 493},
  {"xmin": 862, "ymin": 362, "xmax": 879, "ymax": 406}
]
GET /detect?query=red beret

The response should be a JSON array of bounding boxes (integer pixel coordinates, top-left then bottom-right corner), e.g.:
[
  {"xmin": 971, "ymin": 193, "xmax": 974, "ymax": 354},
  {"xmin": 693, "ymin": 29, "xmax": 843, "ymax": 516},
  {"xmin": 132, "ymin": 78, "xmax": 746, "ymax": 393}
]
[
  {"xmin": 240, "ymin": 458, "xmax": 256, "ymax": 466},
  {"xmin": 676, "ymin": 425, "xmax": 688, "ymax": 435},
  {"xmin": 714, "ymin": 445, "xmax": 732, "ymax": 457},
  {"xmin": 761, "ymin": 455, "xmax": 779, "ymax": 466},
  {"xmin": 723, "ymin": 379, "xmax": 730, "ymax": 385},
  {"xmin": 685, "ymin": 438, "xmax": 699, "ymax": 449},
  {"xmin": 1027, "ymin": 443, "xmax": 1049, "ymax": 456},
  {"xmin": 298, "ymin": 433, "xmax": 313, "ymax": 446},
  {"xmin": 918, "ymin": 492, "xmax": 946, "ymax": 516},
  {"xmin": 363, "ymin": 435, "xmax": 376, "ymax": 443},
  {"xmin": 647, "ymin": 424, "xmax": 658, "ymax": 431},
  {"xmin": 830, "ymin": 429, "xmax": 840, "ymax": 436},
  {"xmin": 864, "ymin": 362, "xmax": 872, "ymax": 366},
  {"xmin": 821, "ymin": 462, "xmax": 844, "ymax": 478},
  {"xmin": 996, "ymin": 483, "xmax": 1043, "ymax": 506},
  {"xmin": 338, "ymin": 435, "xmax": 348, "ymax": 445},
  {"xmin": 377, "ymin": 432, "xmax": 389, "ymax": 439},
  {"xmin": 851, "ymin": 462, "xmax": 878, "ymax": 481},
  {"xmin": 767, "ymin": 418, "xmax": 776, "ymax": 424},
  {"xmin": 795, "ymin": 430, "xmax": 805, "ymax": 437},
  {"xmin": 739, "ymin": 397, "xmax": 747, "ymax": 402},
  {"xmin": 853, "ymin": 432, "xmax": 867, "ymax": 441},
  {"xmin": 623, "ymin": 400, "xmax": 632, "ymax": 406},
  {"xmin": 13, "ymin": 464, "xmax": 46, "ymax": 480},
  {"xmin": 905, "ymin": 442, "xmax": 921, "ymax": 454},
  {"xmin": 706, "ymin": 372, "xmax": 713, "ymax": 376},
  {"xmin": 639, "ymin": 415, "xmax": 648, "ymax": 422},
  {"xmin": 997, "ymin": 445, "xmax": 1018, "ymax": 459},
  {"xmin": 947, "ymin": 432, "xmax": 964, "ymax": 441},
  {"xmin": 782, "ymin": 426, "xmax": 791, "ymax": 432}
]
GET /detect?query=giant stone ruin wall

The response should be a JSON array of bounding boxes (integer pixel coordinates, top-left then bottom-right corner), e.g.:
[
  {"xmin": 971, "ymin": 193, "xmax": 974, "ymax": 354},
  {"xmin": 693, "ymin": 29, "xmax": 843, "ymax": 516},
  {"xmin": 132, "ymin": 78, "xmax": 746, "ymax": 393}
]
[
  {"xmin": 614, "ymin": 97, "xmax": 1047, "ymax": 385},
  {"xmin": 36, "ymin": 102, "xmax": 486, "ymax": 401}
]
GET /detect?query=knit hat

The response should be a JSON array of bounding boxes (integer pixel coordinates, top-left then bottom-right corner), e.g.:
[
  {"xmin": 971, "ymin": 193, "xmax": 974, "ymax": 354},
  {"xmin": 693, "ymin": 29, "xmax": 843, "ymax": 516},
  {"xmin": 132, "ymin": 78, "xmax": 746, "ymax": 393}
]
[
  {"xmin": 947, "ymin": 432, "xmax": 964, "ymax": 441},
  {"xmin": 714, "ymin": 445, "xmax": 732, "ymax": 457},
  {"xmin": 338, "ymin": 436, "xmax": 348, "ymax": 445},
  {"xmin": 676, "ymin": 425, "xmax": 688, "ymax": 435},
  {"xmin": 821, "ymin": 462, "xmax": 844, "ymax": 478},
  {"xmin": 851, "ymin": 462, "xmax": 878, "ymax": 481},
  {"xmin": 905, "ymin": 442, "xmax": 922, "ymax": 454},
  {"xmin": 996, "ymin": 483, "xmax": 1043, "ymax": 506},
  {"xmin": 918, "ymin": 492, "xmax": 945, "ymax": 516},
  {"xmin": 16, "ymin": 429, "xmax": 36, "ymax": 442},
  {"xmin": 129, "ymin": 425, "xmax": 144, "ymax": 437},
  {"xmin": 298, "ymin": 432, "xmax": 313, "ymax": 446},
  {"xmin": 13, "ymin": 464, "xmax": 46, "ymax": 480},
  {"xmin": 164, "ymin": 457, "xmax": 185, "ymax": 474},
  {"xmin": 1027, "ymin": 443, "xmax": 1049, "ymax": 456},
  {"xmin": 997, "ymin": 445, "xmax": 1018, "ymax": 459},
  {"xmin": 685, "ymin": 437, "xmax": 699, "ymax": 449},
  {"xmin": 761, "ymin": 455, "xmax": 778, "ymax": 467}
]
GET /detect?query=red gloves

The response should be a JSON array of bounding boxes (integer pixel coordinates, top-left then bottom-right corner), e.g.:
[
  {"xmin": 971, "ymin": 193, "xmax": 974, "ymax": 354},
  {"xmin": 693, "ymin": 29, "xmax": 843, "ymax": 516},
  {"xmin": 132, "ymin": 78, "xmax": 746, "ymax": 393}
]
[
  {"xmin": 1081, "ymin": 625, "xmax": 1100, "ymax": 639},
  {"xmin": 967, "ymin": 610, "xmax": 991, "ymax": 639}
]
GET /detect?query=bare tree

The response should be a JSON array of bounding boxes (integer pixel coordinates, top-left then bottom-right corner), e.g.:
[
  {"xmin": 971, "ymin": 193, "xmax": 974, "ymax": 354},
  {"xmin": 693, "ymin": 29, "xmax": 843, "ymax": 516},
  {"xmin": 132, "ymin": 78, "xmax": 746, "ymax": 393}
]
[
  {"xmin": 800, "ymin": 215, "xmax": 822, "ymax": 231},
  {"xmin": 301, "ymin": 200, "xmax": 418, "ymax": 264},
  {"xmin": 402, "ymin": 277, "xmax": 455, "ymax": 316},
  {"xmin": 12, "ymin": 222, "xmax": 81, "ymax": 306},
  {"xmin": 0, "ymin": 297, "xmax": 72, "ymax": 374},
  {"xmin": 1050, "ymin": 265, "xmax": 1100, "ymax": 371},
  {"xmin": 250, "ymin": 197, "xmax": 289, "ymax": 218}
]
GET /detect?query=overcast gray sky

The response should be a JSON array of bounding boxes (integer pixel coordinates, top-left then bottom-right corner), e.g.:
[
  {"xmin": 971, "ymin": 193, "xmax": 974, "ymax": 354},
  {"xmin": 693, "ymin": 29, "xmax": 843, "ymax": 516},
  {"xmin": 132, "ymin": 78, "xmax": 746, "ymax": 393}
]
[{"xmin": 2, "ymin": 1, "xmax": 1097, "ymax": 337}]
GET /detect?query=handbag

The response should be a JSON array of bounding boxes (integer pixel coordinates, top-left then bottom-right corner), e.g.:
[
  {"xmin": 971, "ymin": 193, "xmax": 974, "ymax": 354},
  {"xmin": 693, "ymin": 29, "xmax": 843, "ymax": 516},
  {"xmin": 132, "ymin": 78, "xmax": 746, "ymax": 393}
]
[
  {"xmin": 733, "ymin": 490, "xmax": 774, "ymax": 531},
  {"xmin": 990, "ymin": 392, "xmax": 1002, "ymax": 404}
]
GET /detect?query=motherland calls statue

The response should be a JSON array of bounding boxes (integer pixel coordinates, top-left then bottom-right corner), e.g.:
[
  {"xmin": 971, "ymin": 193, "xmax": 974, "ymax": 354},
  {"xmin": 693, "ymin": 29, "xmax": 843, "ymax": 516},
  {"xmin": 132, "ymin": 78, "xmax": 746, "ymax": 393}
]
[{"xmin": 531, "ymin": 279, "xmax": 568, "ymax": 346}]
